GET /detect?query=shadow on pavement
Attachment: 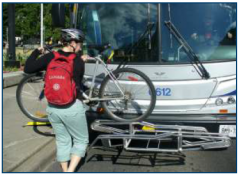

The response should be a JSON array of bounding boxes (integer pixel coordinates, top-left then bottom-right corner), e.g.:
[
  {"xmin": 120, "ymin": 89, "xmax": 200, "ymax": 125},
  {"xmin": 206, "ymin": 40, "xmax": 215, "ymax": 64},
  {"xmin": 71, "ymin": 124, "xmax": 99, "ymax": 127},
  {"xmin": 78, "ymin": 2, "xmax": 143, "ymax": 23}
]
[
  {"xmin": 32, "ymin": 125, "xmax": 55, "ymax": 137},
  {"xmin": 85, "ymin": 148, "xmax": 185, "ymax": 167},
  {"xmin": 83, "ymin": 115, "xmax": 186, "ymax": 168}
]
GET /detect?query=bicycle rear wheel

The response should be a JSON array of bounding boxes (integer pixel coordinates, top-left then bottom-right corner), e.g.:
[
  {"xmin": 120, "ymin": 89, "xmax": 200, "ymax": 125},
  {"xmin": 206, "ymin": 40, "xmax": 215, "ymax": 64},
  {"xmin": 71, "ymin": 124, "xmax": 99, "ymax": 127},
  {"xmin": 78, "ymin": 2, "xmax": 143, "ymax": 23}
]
[
  {"xmin": 99, "ymin": 68, "xmax": 156, "ymax": 122},
  {"xmin": 16, "ymin": 73, "xmax": 49, "ymax": 122}
]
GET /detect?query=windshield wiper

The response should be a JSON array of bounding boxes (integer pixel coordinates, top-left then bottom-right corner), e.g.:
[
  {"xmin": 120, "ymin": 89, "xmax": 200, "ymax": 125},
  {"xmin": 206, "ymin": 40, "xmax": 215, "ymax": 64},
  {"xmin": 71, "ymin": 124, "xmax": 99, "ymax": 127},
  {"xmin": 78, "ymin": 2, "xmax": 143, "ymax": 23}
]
[
  {"xmin": 116, "ymin": 23, "xmax": 155, "ymax": 70},
  {"xmin": 126, "ymin": 22, "xmax": 155, "ymax": 54},
  {"xmin": 165, "ymin": 21, "xmax": 210, "ymax": 79}
]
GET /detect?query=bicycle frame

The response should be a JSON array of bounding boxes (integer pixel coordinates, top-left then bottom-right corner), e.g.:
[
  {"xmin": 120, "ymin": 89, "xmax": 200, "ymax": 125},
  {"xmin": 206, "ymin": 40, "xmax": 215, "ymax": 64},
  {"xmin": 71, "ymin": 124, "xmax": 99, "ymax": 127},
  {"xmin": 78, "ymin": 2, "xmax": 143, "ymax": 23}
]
[{"xmin": 82, "ymin": 55, "xmax": 125, "ymax": 104}]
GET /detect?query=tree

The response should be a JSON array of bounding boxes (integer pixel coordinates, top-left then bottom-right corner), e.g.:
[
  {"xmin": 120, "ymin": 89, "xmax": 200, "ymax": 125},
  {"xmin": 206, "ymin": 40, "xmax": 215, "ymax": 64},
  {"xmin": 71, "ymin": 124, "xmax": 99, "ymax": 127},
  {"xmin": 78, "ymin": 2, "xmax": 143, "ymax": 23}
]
[
  {"xmin": 43, "ymin": 4, "xmax": 70, "ymax": 43},
  {"xmin": 15, "ymin": 4, "xmax": 41, "ymax": 41},
  {"xmin": 44, "ymin": 4, "xmax": 59, "ymax": 43},
  {"xmin": 2, "ymin": 3, "xmax": 70, "ymax": 44}
]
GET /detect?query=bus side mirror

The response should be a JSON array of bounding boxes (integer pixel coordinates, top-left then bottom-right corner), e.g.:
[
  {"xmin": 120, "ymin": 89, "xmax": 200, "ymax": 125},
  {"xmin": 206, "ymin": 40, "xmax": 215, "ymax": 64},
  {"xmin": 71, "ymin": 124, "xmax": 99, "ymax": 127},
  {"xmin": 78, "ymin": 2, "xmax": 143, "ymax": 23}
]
[{"xmin": 52, "ymin": 4, "xmax": 65, "ymax": 27}]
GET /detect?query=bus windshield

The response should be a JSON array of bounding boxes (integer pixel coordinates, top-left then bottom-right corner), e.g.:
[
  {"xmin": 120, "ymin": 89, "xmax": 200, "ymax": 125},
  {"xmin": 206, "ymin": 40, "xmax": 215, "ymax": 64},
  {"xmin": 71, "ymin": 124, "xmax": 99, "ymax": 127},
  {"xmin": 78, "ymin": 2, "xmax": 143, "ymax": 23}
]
[
  {"xmin": 161, "ymin": 3, "xmax": 236, "ymax": 63},
  {"xmin": 78, "ymin": 3, "xmax": 158, "ymax": 63},
  {"xmin": 77, "ymin": 3, "xmax": 236, "ymax": 63}
]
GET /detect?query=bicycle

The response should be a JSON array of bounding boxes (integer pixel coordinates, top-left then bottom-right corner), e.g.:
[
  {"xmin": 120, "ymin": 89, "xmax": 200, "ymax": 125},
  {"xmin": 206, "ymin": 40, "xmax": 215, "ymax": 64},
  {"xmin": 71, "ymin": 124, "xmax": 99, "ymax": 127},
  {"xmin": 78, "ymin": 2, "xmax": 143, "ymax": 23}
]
[{"xmin": 16, "ymin": 44, "xmax": 156, "ymax": 122}]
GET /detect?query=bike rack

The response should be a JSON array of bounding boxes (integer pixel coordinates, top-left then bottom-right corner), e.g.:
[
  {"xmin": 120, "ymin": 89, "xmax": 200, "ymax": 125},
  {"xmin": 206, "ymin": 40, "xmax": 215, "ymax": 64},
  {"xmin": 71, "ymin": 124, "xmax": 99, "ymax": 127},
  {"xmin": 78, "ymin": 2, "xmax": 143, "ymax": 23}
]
[{"xmin": 89, "ymin": 120, "xmax": 231, "ymax": 153}]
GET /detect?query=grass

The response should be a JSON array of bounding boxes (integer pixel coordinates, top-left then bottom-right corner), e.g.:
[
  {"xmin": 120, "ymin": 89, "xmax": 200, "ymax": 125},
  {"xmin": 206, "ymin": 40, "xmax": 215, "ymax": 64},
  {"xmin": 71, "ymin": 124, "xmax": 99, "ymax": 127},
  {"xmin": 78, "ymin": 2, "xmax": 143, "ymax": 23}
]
[
  {"xmin": 3, "ymin": 67, "xmax": 20, "ymax": 73},
  {"xmin": 3, "ymin": 47, "xmax": 34, "ymax": 72}
]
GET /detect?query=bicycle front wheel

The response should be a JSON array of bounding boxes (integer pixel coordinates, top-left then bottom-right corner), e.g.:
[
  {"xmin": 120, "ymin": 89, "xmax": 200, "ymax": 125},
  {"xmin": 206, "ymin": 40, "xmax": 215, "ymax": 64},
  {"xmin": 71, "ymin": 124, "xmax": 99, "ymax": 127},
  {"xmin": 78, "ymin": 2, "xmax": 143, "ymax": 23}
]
[
  {"xmin": 99, "ymin": 68, "xmax": 156, "ymax": 122},
  {"xmin": 16, "ymin": 73, "xmax": 49, "ymax": 122}
]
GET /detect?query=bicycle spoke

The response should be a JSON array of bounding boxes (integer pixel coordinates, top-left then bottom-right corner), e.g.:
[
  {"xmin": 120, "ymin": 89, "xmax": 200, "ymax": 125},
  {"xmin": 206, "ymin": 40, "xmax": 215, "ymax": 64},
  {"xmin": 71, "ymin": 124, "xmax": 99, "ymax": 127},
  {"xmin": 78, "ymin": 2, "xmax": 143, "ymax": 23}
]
[
  {"xmin": 22, "ymin": 91, "xmax": 37, "ymax": 97},
  {"xmin": 108, "ymin": 100, "xmax": 123, "ymax": 111},
  {"xmin": 18, "ymin": 75, "xmax": 48, "ymax": 121},
  {"xmin": 100, "ymin": 68, "xmax": 156, "ymax": 122},
  {"xmin": 26, "ymin": 82, "xmax": 36, "ymax": 92},
  {"xmin": 21, "ymin": 96, "xmax": 38, "ymax": 100}
]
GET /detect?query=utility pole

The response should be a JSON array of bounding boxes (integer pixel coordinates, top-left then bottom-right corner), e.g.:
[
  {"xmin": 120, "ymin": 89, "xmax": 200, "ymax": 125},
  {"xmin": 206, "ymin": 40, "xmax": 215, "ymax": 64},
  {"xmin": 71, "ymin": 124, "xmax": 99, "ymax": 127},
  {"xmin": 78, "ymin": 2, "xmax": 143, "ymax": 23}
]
[
  {"xmin": 40, "ymin": 3, "xmax": 44, "ymax": 47},
  {"xmin": 5, "ymin": 4, "xmax": 20, "ymax": 68}
]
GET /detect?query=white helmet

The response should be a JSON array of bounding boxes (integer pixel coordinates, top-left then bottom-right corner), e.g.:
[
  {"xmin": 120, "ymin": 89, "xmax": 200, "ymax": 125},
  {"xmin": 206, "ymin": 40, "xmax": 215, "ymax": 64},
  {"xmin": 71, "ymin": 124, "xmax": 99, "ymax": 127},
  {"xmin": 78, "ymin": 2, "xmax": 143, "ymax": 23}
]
[{"xmin": 61, "ymin": 28, "xmax": 85, "ymax": 43}]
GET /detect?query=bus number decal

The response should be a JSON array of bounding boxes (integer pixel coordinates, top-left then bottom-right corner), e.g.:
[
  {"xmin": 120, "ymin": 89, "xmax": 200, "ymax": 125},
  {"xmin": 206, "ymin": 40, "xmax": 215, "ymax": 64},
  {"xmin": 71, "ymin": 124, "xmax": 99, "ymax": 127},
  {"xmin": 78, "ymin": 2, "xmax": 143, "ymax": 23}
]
[
  {"xmin": 150, "ymin": 88, "xmax": 172, "ymax": 96},
  {"xmin": 164, "ymin": 88, "xmax": 171, "ymax": 96}
]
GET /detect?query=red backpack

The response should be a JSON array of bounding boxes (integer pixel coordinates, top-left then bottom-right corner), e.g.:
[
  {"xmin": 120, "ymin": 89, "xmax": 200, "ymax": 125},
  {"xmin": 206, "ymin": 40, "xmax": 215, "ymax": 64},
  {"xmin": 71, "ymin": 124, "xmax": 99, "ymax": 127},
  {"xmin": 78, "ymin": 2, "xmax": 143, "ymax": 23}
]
[{"xmin": 44, "ymin": 51, "xmax": 77, "ymax": 106}]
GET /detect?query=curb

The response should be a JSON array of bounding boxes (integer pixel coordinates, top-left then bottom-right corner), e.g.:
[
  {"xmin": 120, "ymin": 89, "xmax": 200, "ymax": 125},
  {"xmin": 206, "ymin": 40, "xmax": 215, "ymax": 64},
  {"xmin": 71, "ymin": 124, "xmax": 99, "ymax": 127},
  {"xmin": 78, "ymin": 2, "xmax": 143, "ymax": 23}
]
[
  {"xmin": 7, "ymin": 138, "xmax": 56, "ymax": 172},
  {"xmin": 3, "ymin": 71, "xmax": 25, "ymax": 88}
]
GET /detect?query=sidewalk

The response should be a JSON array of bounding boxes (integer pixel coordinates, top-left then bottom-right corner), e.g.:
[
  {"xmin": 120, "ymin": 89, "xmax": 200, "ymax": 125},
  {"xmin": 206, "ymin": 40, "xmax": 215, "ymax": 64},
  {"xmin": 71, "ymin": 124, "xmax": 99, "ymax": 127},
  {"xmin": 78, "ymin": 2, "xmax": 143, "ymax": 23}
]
[
  {"xmin": 3, "ymin": 73, "xmax": 56, "ymax": 172},
  {"xmin": 3, "ymin": 71, "xmax": 25, "ymax": 88}
]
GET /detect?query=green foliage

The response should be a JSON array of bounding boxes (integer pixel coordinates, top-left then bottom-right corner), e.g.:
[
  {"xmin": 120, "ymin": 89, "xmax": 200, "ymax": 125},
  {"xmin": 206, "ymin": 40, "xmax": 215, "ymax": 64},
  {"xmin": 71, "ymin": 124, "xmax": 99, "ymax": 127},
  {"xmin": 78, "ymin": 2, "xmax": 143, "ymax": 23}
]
[
  {"xmin": 16, "ymin": 53, "xmax": 28, "ymax": 66},
  {"xmin": 3, "ymin": 52, "xmax": 7, "ymax": 62},
  {"xmin": 3, "ymin": 48, "xmax": 29, "ymax": 66},
  {"xmin": 15, "ymin": 4, "xmax": 41, "ymax": 41},
  {"xmin": 44, "ymin": 4, "xmax": 61, "ymax": 42},
  {"xmin": 44, "ymin": 4, "xmax": 71, "ymax": 43},
  {"xmin": 2, "ymin": 3, "xmax": 71, "ymax": 43},
  {"xmin": 3, "ymin": 67, "xmax": 20, "ymax": 72}
]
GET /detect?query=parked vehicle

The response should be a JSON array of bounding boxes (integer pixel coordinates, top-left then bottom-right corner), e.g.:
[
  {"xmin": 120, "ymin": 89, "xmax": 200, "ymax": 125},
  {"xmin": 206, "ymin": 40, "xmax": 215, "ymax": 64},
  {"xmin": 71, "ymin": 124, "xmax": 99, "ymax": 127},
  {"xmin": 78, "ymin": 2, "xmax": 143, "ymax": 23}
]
[{"xmin": 54, "ymin": 3, "xmax": 236, "ymax": 137}]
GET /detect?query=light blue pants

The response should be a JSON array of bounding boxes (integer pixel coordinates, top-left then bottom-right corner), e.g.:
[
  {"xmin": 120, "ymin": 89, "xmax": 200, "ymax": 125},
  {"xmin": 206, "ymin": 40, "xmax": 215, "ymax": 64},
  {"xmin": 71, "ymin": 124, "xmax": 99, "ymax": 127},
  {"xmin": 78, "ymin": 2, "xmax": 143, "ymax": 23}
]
[{"xmin": 46, "ymin": 100, "xmax": 89, "ymax": 162}]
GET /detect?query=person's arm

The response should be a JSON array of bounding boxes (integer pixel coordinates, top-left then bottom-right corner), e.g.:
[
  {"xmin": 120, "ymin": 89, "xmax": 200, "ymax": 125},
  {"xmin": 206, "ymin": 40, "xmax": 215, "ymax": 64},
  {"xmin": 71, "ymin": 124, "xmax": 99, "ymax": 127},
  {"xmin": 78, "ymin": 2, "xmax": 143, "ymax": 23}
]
[
  {"xmin": 24, "ymin": 48, "xmax": 54, "ymax": 74},
  {"xmin": 73, "ymin": 55, "xmax": 85, "ymax": 92}
]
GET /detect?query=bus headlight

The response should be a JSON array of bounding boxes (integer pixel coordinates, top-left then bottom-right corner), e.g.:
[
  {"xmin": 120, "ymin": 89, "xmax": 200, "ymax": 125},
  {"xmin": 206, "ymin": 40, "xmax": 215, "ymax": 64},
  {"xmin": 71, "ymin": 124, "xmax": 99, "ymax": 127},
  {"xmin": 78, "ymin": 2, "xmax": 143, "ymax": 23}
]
[
  {"xmin": 227, "ymin": 96, "xmax": 235, "ymax": 104},
  {"xmin": 215, "ymin": 98, "xmax": 223, "ymax": 106}
]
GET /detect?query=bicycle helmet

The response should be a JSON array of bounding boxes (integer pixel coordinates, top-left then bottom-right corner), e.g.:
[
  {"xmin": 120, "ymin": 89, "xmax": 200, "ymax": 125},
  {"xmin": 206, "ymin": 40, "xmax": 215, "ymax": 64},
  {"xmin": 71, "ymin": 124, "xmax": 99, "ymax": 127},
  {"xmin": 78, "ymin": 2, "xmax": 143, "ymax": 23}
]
[{"xmin": 61, "ymin": 28, "xmax": 85, "ymax": 43}]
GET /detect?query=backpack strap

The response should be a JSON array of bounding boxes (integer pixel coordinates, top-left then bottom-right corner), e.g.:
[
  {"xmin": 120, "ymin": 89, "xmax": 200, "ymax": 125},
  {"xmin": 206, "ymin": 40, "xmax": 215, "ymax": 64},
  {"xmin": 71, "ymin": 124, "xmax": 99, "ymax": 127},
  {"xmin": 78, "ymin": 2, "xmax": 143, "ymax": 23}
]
[
  {"xmin": 52, "ymin": 51, "xmax": 60, "ymax": 59},
  {"xmin": 68, "ymin": 54, "xmax": 76, "ymax": 60},
  {"xmin": 52, "ymin": 51, "xmax": 76, "ymax": 60}
]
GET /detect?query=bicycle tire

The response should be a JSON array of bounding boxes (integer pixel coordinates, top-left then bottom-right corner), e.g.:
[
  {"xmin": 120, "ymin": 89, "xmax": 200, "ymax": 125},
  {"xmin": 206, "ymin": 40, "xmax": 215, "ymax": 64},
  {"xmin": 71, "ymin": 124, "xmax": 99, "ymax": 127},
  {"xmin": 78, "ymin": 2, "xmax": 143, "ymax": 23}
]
[
  {"xmin": 16, "ymin": 73, "xmax": 49, "ymax": 122},
  {"xmin": 99, "ymin": 68, "xmax": 156, "ymax": 122}
]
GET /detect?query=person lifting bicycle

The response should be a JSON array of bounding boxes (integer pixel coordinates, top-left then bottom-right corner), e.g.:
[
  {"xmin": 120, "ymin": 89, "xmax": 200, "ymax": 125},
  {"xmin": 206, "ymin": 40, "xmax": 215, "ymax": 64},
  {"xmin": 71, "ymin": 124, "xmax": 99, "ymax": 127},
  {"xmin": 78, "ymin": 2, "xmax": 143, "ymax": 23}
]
[{"xmin": 24, "ymin": 29, "xmax": 89, "ymax": 172}]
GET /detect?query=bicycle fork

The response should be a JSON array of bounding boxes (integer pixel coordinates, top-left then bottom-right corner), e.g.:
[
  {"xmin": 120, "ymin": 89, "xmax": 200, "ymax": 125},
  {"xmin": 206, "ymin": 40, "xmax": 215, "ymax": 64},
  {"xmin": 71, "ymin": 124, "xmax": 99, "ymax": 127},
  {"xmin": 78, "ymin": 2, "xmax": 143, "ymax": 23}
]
[{"xmin": 82, "ymin": 57, "xmax": 126, "ymax": 104}]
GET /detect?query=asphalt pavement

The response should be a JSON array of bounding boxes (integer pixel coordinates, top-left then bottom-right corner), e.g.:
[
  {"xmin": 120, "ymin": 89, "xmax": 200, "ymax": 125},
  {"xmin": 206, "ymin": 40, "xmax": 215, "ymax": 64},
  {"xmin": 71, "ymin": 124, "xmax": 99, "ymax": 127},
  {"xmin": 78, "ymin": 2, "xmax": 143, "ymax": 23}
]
[
  {"xmin": 45, "ymin": 138, "xmax": 236, "ymax": 173},
  {"xmin": 3, "ymin": 83, "xmax": 55, "ymax": 172}
]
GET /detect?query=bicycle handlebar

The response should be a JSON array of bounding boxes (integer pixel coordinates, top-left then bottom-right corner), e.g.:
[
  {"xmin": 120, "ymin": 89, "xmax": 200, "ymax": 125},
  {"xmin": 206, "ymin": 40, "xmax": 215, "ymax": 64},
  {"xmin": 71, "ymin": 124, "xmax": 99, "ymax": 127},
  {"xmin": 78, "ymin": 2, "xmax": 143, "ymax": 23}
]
[
  {"xmin": 86, "ymin": 56, "xmax": 97, "ymax": 62},
  {"xmin": 44, "ymin": 44, "xmax": 63, "ymax": 52}
]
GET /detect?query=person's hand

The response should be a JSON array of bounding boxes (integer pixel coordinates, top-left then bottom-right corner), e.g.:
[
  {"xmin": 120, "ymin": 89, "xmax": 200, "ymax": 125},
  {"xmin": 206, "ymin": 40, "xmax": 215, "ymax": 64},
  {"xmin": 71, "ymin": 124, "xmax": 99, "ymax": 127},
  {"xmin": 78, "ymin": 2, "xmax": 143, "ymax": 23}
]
[
  {"xmin": 37, "ymin": 47, "xmax": 45, "ymax": 54},
  {"xmin": 81, "ymin": 55, "xmax": 90, "ymax": 62},
  {"xmin": 228, "ymin": 32, "xmax": 233, "ymax": 39},
  {"xmin": 191, "ymin": 33, "xmax": 198, "ymax": 40}
]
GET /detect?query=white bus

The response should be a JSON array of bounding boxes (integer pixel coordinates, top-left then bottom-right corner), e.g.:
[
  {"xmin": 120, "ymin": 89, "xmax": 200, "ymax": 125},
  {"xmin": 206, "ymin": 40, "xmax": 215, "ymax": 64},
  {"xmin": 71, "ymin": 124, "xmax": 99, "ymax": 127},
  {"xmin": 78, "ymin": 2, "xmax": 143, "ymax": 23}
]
[{"xmin": 53, "ymin": 3, "xmax": 236, "ymax": 134}]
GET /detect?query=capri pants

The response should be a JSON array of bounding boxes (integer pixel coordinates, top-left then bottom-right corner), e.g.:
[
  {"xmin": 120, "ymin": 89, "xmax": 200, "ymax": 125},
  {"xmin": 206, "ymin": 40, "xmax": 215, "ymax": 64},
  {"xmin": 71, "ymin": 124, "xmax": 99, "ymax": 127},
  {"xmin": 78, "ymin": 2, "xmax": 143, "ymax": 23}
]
[{"xmin": 46, "ymin": 100, "xmax": 89, "ymax": 162}]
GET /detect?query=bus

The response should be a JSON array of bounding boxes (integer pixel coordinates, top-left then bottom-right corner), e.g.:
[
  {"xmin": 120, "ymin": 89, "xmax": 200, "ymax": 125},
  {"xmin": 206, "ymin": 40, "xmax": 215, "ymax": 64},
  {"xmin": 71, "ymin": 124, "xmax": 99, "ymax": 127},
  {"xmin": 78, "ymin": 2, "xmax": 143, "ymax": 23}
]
[{"xmin": 52, "ymin": 3, "xmax": 236, "ymax": 136}]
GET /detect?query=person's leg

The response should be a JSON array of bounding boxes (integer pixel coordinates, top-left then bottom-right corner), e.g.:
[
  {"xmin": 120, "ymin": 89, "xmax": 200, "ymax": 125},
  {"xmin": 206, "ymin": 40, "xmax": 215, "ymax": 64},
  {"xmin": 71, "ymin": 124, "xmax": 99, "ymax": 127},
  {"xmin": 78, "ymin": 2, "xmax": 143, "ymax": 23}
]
[
  {"xmin": 62, "ymin": 100, "xmax": 89, "ymax": 172},
  {"xmin": 60, "ymin": 162, "xmax": 68, "ymax": 172},
  {"xmin": 67, "ymin": 155, "xmax": 81, "ymax": 172},
  {"xmin": 47, "ymin": 108, "xmax": 72, "ymax": 172}
]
